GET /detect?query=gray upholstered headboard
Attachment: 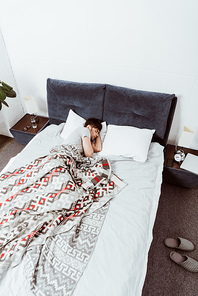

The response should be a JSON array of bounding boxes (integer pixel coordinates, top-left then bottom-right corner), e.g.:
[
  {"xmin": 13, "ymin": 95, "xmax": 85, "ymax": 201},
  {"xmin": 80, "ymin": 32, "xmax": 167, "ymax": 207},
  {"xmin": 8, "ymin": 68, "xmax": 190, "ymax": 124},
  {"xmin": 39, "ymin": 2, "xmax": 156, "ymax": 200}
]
[{"xmin": 47, "ymin": 78, "xmax": 177, "ymax": 146}]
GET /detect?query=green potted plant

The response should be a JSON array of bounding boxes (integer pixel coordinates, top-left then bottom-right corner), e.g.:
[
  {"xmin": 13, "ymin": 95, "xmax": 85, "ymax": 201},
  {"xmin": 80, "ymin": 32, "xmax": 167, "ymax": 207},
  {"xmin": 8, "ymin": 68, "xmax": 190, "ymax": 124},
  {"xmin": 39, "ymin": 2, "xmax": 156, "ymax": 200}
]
[{"xmin": 0, "ymin": 80, "xmax": 17, "ymax": 110}]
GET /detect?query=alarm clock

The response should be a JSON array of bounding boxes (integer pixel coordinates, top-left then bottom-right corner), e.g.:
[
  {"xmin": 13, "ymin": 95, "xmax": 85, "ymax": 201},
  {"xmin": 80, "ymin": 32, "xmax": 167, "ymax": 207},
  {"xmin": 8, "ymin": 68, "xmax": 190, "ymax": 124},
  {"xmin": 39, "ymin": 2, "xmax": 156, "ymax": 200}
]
[{"xmin": 174, "ymin": 149, "xmax": 185, "ymax": 162}]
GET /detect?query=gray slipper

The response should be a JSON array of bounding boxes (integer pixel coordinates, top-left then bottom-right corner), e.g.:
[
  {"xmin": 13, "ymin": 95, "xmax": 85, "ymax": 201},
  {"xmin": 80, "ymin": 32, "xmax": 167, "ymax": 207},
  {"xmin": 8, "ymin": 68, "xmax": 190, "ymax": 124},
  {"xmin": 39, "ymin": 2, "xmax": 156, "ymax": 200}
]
[
  {"xmin": 164, "ymin": 237, "xmax": 194, "ymax": 251},
  {"xmin": 170, "ymin": 251, "xmax": 198, "ymax": 272}
]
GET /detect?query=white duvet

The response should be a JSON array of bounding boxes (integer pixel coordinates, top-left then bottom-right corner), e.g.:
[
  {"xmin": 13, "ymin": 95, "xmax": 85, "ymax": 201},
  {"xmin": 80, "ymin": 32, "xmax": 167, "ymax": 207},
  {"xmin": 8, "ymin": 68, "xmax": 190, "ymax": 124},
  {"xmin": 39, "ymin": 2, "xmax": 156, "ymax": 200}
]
[{"xmin": 0, "ymin": 123, "xmax": 164, "ymax": 296}]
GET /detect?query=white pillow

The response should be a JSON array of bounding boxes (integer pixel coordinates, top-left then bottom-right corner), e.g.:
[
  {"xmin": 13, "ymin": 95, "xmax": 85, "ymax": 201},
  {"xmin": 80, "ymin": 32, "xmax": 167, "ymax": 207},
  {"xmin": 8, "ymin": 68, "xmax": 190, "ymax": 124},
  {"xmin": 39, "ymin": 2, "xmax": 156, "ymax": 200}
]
[
  {"xmin": 99, "ymin": 124, "xmax": 155, "ymax": 162},
  {"xmin": 60, "ymin": 109, "xmax": 107, "ymax": 142}
]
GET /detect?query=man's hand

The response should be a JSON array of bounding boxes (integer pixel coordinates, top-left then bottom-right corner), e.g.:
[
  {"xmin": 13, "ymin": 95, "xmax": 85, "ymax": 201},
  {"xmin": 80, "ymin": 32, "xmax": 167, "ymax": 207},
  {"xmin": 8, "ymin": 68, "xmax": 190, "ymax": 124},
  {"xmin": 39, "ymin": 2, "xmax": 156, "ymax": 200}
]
[{"xmin": 92, "ymin": 134, "xmax": 102, "ymax": 153}]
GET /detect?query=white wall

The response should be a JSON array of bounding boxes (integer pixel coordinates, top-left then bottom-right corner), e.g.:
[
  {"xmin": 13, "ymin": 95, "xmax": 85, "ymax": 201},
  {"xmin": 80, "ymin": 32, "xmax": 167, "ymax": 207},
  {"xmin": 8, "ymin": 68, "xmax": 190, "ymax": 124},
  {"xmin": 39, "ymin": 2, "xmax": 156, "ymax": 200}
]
[
  {"xmin": 0, "ymin": 28, "xmax": 24, "ymax": 137},
  {"xmin": 1, "ymin": 0, "xmax": 198, "ymax": 148}
]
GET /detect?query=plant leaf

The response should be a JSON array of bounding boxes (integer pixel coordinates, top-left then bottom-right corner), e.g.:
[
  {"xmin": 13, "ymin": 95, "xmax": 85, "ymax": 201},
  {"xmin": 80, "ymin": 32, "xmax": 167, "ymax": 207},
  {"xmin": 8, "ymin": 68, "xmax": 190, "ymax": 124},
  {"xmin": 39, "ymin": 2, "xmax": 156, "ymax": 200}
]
[
  {"xmin": 2, "ymin": 81, "xmax": 13, "ymax": 91},
  {"xmin": 0, "ymin": 87, "xmax": 6, "ymax": 101},
  {"xmin": 2, "ymin": 100, "xmax": 9, "ymax": 107},
  {"xmin": 4, "ymin": 89, "xmax": 17, "ymax": 98}
]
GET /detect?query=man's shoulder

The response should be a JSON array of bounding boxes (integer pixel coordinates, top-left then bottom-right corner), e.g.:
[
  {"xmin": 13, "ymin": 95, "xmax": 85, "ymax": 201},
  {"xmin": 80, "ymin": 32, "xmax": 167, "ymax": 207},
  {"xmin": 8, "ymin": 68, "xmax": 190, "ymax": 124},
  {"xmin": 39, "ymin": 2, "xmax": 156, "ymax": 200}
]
[{"xmin": 73, "ymin": 126, "xmax": 90, "ymax": 136}]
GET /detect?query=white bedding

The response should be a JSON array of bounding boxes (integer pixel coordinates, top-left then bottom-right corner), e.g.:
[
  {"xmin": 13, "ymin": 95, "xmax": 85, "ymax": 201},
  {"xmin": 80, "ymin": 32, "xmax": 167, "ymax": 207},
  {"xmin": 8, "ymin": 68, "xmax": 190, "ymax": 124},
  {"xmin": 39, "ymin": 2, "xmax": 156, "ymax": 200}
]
[{"xmin": 0, "ymin": 123, "xmax": 164, "ymax": 296}]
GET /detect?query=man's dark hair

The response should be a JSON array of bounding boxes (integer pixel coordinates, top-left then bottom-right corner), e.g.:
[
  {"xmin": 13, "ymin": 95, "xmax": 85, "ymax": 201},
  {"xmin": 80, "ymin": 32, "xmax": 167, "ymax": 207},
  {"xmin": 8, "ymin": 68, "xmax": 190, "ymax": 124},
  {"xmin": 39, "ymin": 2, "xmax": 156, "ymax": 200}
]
[{"xmin": 84, "ymin": 118, "xmax": 102, "ymax": 131}]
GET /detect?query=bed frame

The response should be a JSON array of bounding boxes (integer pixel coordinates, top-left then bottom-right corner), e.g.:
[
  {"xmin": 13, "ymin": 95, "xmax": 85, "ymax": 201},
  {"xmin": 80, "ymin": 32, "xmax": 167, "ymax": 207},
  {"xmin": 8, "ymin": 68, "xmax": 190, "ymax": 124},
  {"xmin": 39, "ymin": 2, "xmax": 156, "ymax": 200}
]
[
  {"xmin": 47, "ymin": 78, "xmax": 177, "ymax": 146},
  {"xmin": 0, "ymin": 78, "xmax": 178, "ymax": 296}
]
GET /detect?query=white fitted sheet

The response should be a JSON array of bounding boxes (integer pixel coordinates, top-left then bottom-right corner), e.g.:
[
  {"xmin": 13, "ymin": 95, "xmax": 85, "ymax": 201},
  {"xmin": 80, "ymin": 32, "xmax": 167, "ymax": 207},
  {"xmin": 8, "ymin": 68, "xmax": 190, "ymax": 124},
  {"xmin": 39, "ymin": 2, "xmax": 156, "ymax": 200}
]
[{"xmin": 0, "ymin": 124, "xmax": 164, "ymax": 296}]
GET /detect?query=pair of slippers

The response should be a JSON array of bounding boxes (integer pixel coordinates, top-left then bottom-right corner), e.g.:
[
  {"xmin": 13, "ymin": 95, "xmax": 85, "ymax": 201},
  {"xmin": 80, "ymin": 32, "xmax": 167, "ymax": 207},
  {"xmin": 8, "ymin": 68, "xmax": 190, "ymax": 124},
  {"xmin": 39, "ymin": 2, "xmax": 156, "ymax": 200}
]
[{"xmin": 164, "ymin": 237, "xmax": 198, "ymax": 272}]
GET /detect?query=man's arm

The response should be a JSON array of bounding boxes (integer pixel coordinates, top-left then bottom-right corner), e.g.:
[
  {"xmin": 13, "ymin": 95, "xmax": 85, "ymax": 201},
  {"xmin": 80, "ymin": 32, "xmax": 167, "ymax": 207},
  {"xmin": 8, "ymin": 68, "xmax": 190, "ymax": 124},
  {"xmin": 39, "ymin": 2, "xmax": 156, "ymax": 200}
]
[
  {"xmin": 82, "ymin": 135, "xmax": 102, "ymax": 157},
  {"xmin": 83, "ymin": 136, "xmax": 94, "ymax": 157}
]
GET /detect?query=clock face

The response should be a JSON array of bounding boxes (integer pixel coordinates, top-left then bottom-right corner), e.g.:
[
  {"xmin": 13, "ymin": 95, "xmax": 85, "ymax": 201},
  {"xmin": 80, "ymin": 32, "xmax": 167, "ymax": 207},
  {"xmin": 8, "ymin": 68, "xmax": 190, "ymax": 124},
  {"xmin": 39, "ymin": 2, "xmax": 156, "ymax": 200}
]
[{"xmin": 174, "ymin": 153, "xmax": 182, "ymax": 162}]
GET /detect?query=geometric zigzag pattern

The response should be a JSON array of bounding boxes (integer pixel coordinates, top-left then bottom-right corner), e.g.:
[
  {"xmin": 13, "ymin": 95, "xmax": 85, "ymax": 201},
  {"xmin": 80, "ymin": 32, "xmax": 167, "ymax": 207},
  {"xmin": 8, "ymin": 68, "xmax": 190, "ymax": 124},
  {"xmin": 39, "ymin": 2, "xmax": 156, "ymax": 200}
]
[
  {"xmin": 0, "ymin": 144, "xmax": 126, "ymax": 295},
  {"xmin": 23, "ymin": 204, "xmax": 109, "ymax": 296}
]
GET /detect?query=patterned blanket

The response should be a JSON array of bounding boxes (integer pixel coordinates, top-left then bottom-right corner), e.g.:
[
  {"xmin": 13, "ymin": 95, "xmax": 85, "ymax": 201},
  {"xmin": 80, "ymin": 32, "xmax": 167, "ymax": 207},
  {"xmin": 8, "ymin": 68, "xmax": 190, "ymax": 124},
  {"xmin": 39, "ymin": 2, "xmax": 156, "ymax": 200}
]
[{"xmin": 0, "ymin": 145, "xmax": 126, "ymax": 295}]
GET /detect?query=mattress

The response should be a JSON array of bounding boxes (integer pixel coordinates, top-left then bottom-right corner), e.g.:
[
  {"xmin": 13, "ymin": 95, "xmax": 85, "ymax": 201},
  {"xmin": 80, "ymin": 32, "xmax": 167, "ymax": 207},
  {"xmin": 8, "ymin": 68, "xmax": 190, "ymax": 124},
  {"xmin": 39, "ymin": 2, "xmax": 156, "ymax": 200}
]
[{"xmin": 0, "ymin": 123, "xmax": 164, "ymax": 296}]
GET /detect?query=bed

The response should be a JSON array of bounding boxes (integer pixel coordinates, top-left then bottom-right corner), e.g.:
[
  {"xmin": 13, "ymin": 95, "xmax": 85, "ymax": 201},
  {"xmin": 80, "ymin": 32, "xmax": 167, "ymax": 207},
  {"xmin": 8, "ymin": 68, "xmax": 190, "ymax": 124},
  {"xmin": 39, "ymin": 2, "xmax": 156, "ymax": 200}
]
[{"xmin": 0, "ymin": 78, "xmax": 177, "ymax": 296}]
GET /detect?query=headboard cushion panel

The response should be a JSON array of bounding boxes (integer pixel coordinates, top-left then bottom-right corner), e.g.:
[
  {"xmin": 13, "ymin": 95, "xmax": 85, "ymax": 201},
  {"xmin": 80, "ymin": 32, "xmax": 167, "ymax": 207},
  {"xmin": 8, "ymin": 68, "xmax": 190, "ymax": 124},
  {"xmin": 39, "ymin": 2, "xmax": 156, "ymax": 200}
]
[
  {"xmin": 103, "ymin": 84, "xmax": 176, "ymax": 146},
  {"xmin": 47, "ymin": 78, "xmax": 105, "ymax": 125},
  {"xmin": 47, "ymin": 78, "xmax": 177, "ymax": 146}
]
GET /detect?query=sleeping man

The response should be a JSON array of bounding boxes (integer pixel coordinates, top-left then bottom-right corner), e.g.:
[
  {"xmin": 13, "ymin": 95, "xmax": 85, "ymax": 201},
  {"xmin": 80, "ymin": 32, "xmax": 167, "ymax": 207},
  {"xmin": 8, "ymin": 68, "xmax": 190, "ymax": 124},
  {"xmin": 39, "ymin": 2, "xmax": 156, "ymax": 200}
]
[{"xmin": 64, "ymin": 117, "xmax": 102, "ymax": 157}]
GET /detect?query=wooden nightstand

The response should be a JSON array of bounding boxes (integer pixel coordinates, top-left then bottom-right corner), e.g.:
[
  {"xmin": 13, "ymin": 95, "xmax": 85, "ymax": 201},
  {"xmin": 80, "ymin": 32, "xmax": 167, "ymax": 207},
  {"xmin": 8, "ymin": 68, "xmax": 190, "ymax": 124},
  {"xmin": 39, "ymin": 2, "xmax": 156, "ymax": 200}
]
[
  {"xmin": 10, "ymin": 114, "xmax": 49, "ymax": 145},
  {"xmin": 163, "ymin": 144, "xmax": 198, "ymax": 188}
]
